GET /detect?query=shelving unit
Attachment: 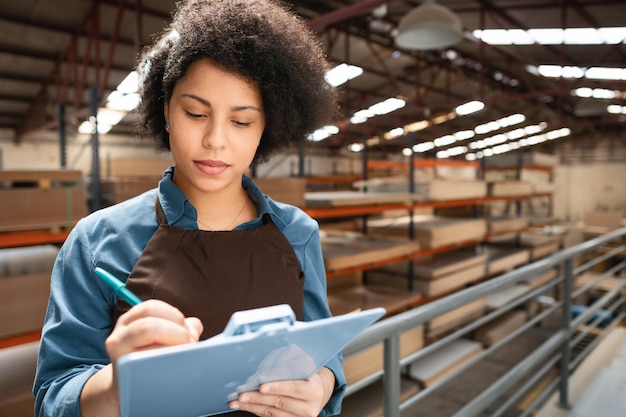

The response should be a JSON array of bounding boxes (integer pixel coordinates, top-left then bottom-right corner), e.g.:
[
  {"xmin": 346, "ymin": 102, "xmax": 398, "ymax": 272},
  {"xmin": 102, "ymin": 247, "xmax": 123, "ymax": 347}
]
[
  {"xmin": 0, "ymin": 170, "xmax": 86, "ymax": 351},
  {"xmin": 0, "ymin": 229, "xmax": 70, "ymax": 249},
  {"xmin": 304, "ymin": 194, "xmax": 552, "ymax": 219},
  {"xmin": 305, "ymin": 156, "xmax": 559, "ymax": 345}
]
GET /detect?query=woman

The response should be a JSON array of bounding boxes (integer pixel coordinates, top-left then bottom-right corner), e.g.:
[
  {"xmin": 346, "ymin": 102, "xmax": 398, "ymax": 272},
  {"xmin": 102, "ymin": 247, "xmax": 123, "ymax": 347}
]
[{"xmin": 33, "ymin": 1, "xmax": 345, "ymax": 416}]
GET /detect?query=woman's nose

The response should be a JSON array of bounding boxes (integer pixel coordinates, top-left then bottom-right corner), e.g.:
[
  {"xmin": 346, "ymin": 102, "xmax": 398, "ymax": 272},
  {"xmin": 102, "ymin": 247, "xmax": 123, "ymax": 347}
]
[{"xmin": 202, "ymin": 121, "xmax": 227, "ymax": 149}]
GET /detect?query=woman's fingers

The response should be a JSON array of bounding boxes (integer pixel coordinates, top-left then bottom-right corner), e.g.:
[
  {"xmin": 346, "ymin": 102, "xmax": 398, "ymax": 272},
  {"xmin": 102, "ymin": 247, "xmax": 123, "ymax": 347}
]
[
  {"xmin": 184, "ymin": 317, "xmax": 203, "ymax": 342},
  {"xmin": 106, "ymin": 300, "xmax": 203, "ymax": 361}
]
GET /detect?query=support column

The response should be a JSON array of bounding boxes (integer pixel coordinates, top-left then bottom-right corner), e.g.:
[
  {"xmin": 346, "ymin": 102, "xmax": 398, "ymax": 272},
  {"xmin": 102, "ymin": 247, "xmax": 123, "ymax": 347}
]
[
  {"xmin": 57, "ymin": 103, "xmax": 67, "ymax": 168},
  {"xmin": 90, "ymin": 86, "xmax": 102, "ymax": 212}
]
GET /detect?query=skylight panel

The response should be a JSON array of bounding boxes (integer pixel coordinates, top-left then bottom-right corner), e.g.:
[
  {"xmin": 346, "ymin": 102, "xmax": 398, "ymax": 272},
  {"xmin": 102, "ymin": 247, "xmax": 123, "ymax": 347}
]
[
  {"xmin": 529, "ymin": 28, "xmax": 563, "ymax": 44},
  {"xmin": 585, "ymin": 67, "xmax": 626, "ymax": 80},
  {"xmin": 598, "ymin": 27, "xmax": 626, "ymax": 44},
  {"xmin": 475, "ymin": 27, "xmax": 626, "ymax": 45},
  {"xmin": 564, "ymin": 28, "xmax": 604, "ymax": 44},
  {"xmin": 509, "ymin": 29, "xmax": 534, "ymax": 45}
]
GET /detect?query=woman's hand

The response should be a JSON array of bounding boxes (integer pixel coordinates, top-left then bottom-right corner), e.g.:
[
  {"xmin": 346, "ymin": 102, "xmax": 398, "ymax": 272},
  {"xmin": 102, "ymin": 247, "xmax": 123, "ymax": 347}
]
[
  {"xmin": 80, "ymin": 300, "xmax": 203, "ymax": 417},
  {"xmin": 105, "ymin": 299, "xmax": 203, "ymax": 364},
  {"xmin": 229, "ymin": 367, "xmax": 335, "ymax": 417}
]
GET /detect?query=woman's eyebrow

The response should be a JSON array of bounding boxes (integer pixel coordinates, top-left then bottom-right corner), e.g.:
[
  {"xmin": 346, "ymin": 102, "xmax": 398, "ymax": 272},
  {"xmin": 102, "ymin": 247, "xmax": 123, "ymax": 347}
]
[{"xmin": 180, "ymin": 93, "xmax": 262, "ymax": 113}]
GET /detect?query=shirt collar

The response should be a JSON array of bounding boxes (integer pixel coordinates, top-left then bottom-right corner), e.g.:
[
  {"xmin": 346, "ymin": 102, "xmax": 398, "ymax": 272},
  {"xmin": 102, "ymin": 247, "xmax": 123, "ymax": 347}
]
[{"xmin": 157, "ymin": 167, "xmax": 275, "ymax": 228}]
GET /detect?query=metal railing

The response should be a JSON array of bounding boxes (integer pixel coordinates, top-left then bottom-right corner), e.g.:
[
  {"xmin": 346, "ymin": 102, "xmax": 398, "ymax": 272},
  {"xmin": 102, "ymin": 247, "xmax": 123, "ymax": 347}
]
[{"xmin": 342, "ymin": 226, "xmax": 626, "ymax": 417}]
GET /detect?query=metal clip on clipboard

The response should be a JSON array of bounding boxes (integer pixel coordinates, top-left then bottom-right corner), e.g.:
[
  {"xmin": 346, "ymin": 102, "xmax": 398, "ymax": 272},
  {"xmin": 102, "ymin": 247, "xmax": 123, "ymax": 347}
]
[{"xmin": 223, "ymin": 304, "xmax": 296, "ymax": 336}]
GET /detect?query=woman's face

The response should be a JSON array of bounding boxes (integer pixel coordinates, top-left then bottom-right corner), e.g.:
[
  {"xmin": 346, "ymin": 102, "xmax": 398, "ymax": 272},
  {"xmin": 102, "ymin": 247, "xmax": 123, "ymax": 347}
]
[{"xmin": 165, "ymin": 59, "xmax": 265, "ymax": 199}]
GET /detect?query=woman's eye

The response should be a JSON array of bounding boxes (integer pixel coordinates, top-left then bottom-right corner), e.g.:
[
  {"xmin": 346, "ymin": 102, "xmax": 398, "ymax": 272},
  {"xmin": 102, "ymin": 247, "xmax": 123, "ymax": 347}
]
[
  {"xmin": 233, "ymin": 120, "xmax": 252, "ymax": 127},
  {"xmin": 185, "ymin": 111, "xmax": 203, "ymax": 119}
]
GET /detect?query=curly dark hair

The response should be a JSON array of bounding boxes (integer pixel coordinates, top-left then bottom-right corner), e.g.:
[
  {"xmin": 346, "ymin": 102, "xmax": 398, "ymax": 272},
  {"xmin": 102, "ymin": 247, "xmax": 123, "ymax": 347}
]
[{"xmin": 137, "ymin": 0, "xmax": 338, "ymax": 163}]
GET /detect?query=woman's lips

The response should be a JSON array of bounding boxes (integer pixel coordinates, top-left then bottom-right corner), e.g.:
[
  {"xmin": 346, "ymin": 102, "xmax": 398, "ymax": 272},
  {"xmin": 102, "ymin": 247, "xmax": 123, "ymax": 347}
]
[{"xmin": 195, "ymin": 160, "xmax": 229, "ymax": 176}]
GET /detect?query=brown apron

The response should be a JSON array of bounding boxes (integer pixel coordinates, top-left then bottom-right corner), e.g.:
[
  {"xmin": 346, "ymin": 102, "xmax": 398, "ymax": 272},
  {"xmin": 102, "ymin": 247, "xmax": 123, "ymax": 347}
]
[{"xmin": 114, "ymin": 198, "xmax": 305, "ymax": 416}]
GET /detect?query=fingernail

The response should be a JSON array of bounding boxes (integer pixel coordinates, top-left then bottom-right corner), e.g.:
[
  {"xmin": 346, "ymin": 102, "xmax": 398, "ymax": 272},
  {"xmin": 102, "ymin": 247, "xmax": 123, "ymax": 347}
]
[
  {"xmin": 240, "ymin": 395, "xmax": 250, "ymax": 403},
  {"xmin": 230, "ymin": 402, "xmax": 240, "ymax": 410},
  {"xmin": 260, "ymin": 385, "xmax": 270, "ymax": 393}
]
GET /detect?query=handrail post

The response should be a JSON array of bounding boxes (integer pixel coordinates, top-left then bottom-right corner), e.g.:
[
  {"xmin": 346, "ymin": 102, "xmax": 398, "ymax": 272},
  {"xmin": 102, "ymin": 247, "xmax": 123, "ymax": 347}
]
[
  {"xmin": 383, "ymin": 333, "xmax": 401, "ymax": 417},
  {"xmin": 557, "ymin": 257, "xmax": 573, "ymax": 409}
]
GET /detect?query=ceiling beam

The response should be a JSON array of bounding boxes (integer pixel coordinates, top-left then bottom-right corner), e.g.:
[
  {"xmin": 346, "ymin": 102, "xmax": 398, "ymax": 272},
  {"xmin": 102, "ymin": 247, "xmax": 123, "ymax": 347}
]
[{"xmin": 308, "ymin": 0, "xmax": 389, "ymax": 31}]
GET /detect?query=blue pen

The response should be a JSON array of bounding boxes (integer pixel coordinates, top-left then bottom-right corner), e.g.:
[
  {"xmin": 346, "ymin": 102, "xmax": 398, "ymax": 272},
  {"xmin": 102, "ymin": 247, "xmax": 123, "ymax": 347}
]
[{"xmin": 94, "ymin": 267, "xmax": 143, "ymax": 306}]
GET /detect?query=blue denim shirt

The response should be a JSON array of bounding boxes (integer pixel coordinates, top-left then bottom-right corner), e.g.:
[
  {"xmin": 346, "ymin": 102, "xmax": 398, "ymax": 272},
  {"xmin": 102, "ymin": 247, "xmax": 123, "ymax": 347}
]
[{"xmin": 33, "ymin": 167, "xmax": 345, "ymax": 417}]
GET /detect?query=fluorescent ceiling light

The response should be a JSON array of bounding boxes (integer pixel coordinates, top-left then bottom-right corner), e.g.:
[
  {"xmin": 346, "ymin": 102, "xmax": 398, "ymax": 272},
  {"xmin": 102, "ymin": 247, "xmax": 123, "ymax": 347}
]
[
  {"xmin": 369, "ymin": 97, "xmax": 406, "ymax": 115},
  {"xmin": 117, "ymin": 71, "xmax": 139, "ymax": 94},
  {"xmin": 573, "ymin": 87, "xmax": 616, "ymax": 99},
  {"xmin": 384, "ymin": 127, "xmax": 405, "ymax": 140},
  {"xmin": 78, "ymin": 108, "xmax": 126, "ymax": 135},
  {"xmin": 97, "ymin": 108, "xmax": 126, "ymax": 125},
  {"xmin": 308, "ymin": 125, "xmax": 339, "ymax": 141},
  {"xmin": 349, "ymin": 98, "xmax": 405, "ymax": 125},
  {"xmin": 413, "ymin": 141, "xmax": 435, "ymax": 153},
  {"xmin": 405, "ymin": 120, "xmax": 430, "ymax": 132},
  {"xmin": 107, "ymin": 91, "xmax": 141, "ymax": 112},
  {"xmin": 325, "ymin": 63, "xmax": 363, "ymax": 87},
  {"xmin": 349, "ymin": 143, "xmax": 365, "ymax": 153},
  {"xmin": 455, "ymin": 100, "xmax": 484, "ymax": 116},
  {"xmin": 434, "ymin": 134, "xmax": 456, "ymax": 147},
  {"xmin": 78, "ymin": 72, "xmax": 139, "ymax": 134},
  {"xmin": 454, "ymin": 130, "xmax": 475, "ymax": 140},
  {"xmin": 436, "ymin": 145, "xmax": 467, "ymax": 159},
  {"xmin": 607, "ymin": 105, "xmax": 626, "ymax": 114},
  {"xmin": 350, "ymin": 115, "xmax": 368, "ymax": 124},
  {"xmin": 78, "ymin": 118, "xmax": 113, "ymax": 134},
  {"xmin": 474, "ymin": 27, "xmax": 626, "ymax": 45},
  {"xmin": 432, "ymin": 112, "xmax": 456, "ymax": 124},
  {"xmin": 466, "ymin": 126, "xmax": 571, "ymax": 160}
]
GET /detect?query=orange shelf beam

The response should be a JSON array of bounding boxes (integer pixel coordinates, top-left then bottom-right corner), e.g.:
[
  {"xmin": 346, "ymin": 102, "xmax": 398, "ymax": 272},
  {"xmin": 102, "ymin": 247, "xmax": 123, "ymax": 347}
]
[
  {"xmin": 367, "ymin": 159, "xmax": 479, "ymax": 170},
  {"xmin": 484, "ymin": 165, "xmax": 554, "ymax": 173},
  {"xmin": 305, "ymin": 175, "xmax": 362, "ymax": 185},
  {"xmin": 0, "ymin": 331, "xmax": 41, "ymax": 349},
  {"xmin": 305, "ymin": 194, "xmax": 552, "ymax": 219},
  {"xmin": 304, "ymin": 203, "xmax": 409, "ymax": 219},
  {"xmin": 0, "ymin": 229, "xmax": 70, "ymax": 249}
]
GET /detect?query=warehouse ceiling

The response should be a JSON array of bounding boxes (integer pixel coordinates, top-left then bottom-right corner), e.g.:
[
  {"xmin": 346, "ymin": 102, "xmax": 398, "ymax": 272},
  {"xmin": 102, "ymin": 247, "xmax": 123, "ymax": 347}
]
[{"xmin": 0, "ymin": 0, "xmax": 624, "ymax": 160}]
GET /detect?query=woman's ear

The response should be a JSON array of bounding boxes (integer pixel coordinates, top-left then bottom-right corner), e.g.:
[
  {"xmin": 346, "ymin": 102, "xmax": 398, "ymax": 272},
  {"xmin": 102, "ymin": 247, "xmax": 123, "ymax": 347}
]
[{"xmin": 164, "ymin": 101, "xmax": 169, "ymax": 127}]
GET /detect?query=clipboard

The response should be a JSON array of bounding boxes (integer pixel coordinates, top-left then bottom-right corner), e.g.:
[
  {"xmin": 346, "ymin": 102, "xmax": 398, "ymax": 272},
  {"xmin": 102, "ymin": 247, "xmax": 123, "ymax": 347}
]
[{"xmin": 116, "ymin": 304, "xmax": 386, "ymax": 417}]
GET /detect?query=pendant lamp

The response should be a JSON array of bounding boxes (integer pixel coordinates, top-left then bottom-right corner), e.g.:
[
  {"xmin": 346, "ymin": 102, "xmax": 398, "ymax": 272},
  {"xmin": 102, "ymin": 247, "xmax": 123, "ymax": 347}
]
[{"xmin": 395, "ymin": 0, "xmax": 464, "ymax": 50}]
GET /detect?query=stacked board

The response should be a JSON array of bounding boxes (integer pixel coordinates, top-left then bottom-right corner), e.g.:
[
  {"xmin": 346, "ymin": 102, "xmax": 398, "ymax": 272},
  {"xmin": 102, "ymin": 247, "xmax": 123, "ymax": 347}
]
[
  {"xmin": 368, "ymin": 215, "xmax": 487, "ymax": 249},
  {"xmin": 0, "ymin": 169, "xmax": 87, "ymax": 231},
  {"xmin": 321, "ymin": 230, "xmax": 420, "ymax": 272}
]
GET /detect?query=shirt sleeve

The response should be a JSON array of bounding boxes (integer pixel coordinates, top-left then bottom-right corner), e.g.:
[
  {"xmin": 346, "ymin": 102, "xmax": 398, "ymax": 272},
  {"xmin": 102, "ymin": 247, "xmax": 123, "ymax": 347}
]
[
  {"xmin": 33, "ymin": 219, "xmax": 114, "ymax": 417},
  {"xmin": 300, "ymin": 224, "xmax": 347, "ymax": 417}
]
